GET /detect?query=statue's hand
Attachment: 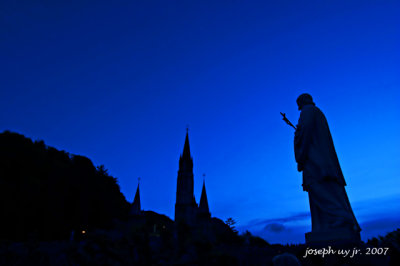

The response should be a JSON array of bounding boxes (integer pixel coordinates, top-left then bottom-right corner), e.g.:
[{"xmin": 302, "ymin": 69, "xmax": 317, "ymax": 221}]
[{"xmin": 297, "ymin": 163, "xmax": 304, "ymax": 172}]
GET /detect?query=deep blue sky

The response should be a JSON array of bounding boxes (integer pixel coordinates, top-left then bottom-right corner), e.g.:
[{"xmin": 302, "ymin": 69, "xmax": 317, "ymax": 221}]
[{"xmin": 1, "ymin": 0, "xmax": 399, "ymax": 244}]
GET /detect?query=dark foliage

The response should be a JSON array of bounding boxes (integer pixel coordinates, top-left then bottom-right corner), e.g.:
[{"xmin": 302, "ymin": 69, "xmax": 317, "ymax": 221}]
[
  {"xmin": 366, "ymin": 228, "xmax": 400, "ymax": 265},
  {"xmin": 0, "ymin": 131, "xmax": 130, "ymax": 241},
  {"xmin": 225, "ymin": 217, "xmax": 238, "ymax": 234}
]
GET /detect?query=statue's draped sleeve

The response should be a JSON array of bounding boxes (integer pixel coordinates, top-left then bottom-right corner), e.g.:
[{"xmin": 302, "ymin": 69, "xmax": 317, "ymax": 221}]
[
  {"xmin": 294, "ymin": 105, "xmax": 346, "ymax": 189},
  {"xmin": 294, "ymin": 107, "xmax": 314, "ymax": 166}
]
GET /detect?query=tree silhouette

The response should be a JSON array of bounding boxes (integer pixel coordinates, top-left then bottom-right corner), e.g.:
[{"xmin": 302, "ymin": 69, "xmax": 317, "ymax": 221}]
[{"xmin": 225, "ymin": 217, "xmax": 238, "ymax": 234}]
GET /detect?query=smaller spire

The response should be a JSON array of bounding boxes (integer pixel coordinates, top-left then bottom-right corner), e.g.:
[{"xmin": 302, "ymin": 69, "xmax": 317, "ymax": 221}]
[
  {"xmin": 130, "ymin": 179, "xmax": 141, "ymax": 215},
  {"xmin": 199, "ymin": 176, "xmax": 210, "ymax": 218}
]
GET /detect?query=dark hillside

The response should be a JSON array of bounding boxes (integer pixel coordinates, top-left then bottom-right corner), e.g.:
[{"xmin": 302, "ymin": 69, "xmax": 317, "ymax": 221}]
[{"xmin": 0, "ymin": 131, "xmax": 129, "ymax": 241}]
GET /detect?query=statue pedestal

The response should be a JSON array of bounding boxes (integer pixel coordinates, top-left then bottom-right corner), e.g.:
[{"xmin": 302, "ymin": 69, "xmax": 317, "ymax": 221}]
[{"xmin": 305, "ymin": 228, "xmax": 361, "ymax": 245}]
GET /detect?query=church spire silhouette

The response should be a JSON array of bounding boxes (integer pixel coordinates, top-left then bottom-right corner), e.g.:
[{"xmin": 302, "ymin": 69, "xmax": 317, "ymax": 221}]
[
  {"xmin": 175, "ymin": 130, "xmax": 197, "ymax": 224},
  {"xmin": 130, "ymin": 178, "xmax": 141, "ymax": 215},
  {"xmin": 199, "ymin": 175, "xmax": 210, "ymax": 218},
  {"xmin": 182, "ymin": 128, "xmax": 191, "ymax": 159},
  {"xmin": 179, "ymin": 129, "xmax": 193, "ymax": 171}
]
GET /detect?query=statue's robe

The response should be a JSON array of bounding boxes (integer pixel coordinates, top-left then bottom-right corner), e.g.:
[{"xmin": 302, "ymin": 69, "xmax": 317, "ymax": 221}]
[{"xmin": 294, "ymin": 104, "xmax": 361, "ymax": 233}]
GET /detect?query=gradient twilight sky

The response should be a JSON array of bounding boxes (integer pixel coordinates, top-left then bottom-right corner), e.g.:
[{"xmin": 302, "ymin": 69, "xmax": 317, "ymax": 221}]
[{"xmin": 1, "ymin": 1, "xmax": 399, "ymax": 244}]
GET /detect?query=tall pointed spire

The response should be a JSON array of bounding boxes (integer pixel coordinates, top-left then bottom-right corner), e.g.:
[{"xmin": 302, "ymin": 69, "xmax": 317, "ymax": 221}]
[
  {"xmin": 179, "ymin": 128, "xmax": 193, "ymax": 172},
  {"xmin": 130, "ymin": 179, "xmax": 141, "ymax": 215},
  {"xmin": 199, "ymin": 175, "xmax": 210, "ymax": 218},
  {"xmin": 182, "ymin": 129, "xmax": 191, "ymax": 159},
  {"xmin": 175, "ymin": 129, "xmax": 196, "ymax": 224}
]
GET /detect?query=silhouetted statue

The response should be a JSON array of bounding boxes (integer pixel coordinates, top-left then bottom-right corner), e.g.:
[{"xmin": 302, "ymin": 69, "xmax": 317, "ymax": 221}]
[{"xmin": 294, "ymin": 94, "xmax": 361, "ymax": 243}]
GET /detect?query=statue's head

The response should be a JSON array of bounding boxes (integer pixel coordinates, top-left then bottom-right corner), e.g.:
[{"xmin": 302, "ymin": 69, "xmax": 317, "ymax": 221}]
[{"xmin": 296, "ymin": 93, "xmax": 315, "ymax": 110}]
